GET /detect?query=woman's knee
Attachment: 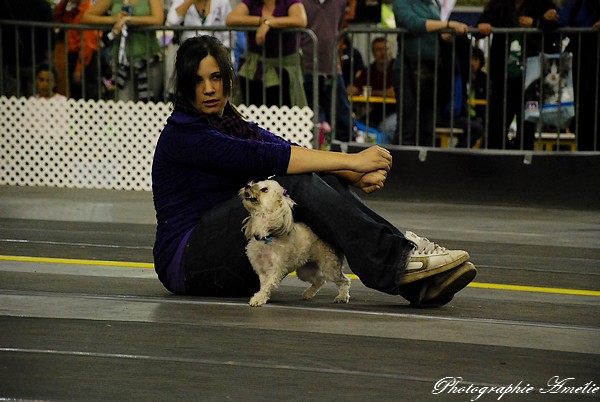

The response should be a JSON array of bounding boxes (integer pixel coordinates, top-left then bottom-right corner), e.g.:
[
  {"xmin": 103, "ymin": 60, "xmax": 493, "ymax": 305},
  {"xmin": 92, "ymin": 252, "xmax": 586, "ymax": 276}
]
[{"xmin": 275, "ymin": 173, "xmax": 345, "ymax": 199}]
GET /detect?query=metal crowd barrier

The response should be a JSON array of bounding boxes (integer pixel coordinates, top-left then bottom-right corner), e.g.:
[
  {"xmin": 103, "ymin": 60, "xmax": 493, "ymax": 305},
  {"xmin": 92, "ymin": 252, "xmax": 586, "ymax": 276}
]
[
  {"xmin": 337, "ymin": 26, "xmax": 599, "ymax": 152},
  {"xmin": 0, "ymin": 20, "xmax": 320, "ymax": 144},
  {"xmin": 1, "ymin": 19, "xmax": 598, "ymax": 152}
]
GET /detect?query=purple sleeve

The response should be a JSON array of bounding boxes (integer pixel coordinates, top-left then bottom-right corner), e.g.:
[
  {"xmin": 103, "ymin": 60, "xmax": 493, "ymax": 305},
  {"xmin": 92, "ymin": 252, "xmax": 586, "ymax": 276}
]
[
  {"xmin": 285, "ymin": 0, "xmax": 302, "ymax": 8},
  {"xmin": 166, "ymin": 122, "xmax": 291, "ymax": 178},
  {"xmin": 274, "ymin": 0, "xmax": 302, "ymax": 16},
  {"xmin": 254, "ymin": 124, "xmax": 300, "ymax": 147}
]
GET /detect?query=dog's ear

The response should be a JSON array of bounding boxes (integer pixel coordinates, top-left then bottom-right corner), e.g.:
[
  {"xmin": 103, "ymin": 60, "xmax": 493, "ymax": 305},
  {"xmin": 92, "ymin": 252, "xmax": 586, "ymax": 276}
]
[
  {"xmin": 270, "ymin": 190, "xmax": 295, "ymax": 236},
  {"xmin": 284, "ymin": 195, "xmax": 295, "ymax": 211},
  {"xmin": 281, "ymin": 205, "xmax": 295, "ymax": 234},
  {"xmin": 242, "ymin": 214, "xmax": 272, "ymax": 240},
  {"xmin": 241, "ymin": 216, "xmax": 252, "ymax": 240},
  {"xmin": 282, "ymin": 188, "xmax": 296, "ymax": 209}
]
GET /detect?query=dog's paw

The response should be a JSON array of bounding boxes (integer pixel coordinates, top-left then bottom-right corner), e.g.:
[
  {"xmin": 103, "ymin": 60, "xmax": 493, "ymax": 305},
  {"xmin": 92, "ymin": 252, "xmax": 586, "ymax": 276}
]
[
  {"xmin": 249, "ymin": 293, "xmax": 268, "ymax": 307},
  {"xmin": 334, "ymin": 293, "xmax": 350, "ymax": 303},
  {"xmin": 302, "ymin": 287, "xmax": 319, "ymax": 300}
]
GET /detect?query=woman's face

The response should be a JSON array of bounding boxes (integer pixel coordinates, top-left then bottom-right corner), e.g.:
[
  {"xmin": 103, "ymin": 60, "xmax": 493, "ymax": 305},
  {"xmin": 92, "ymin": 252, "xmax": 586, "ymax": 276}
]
[{"xmin": 193, "ymin": 55, "xmax": 227, "ymax": 116}]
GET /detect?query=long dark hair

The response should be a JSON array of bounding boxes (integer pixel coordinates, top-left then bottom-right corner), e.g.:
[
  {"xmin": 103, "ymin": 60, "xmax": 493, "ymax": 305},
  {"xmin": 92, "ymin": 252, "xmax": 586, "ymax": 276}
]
[{"xmin": 172, "ymin": 35, "xmax": 235, "ymax": 104}]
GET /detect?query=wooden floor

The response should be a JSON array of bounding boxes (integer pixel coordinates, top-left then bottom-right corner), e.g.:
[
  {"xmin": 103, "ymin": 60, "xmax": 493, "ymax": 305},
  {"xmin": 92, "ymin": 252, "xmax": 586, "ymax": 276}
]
[{"xmin": 1, "ymin": 186, "xmax": 599, "ymax": 401}]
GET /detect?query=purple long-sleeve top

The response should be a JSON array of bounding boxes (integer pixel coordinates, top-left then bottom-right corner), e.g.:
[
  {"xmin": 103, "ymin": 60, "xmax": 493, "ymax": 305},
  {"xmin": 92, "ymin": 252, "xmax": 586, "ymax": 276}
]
[{"xmin": 152, "ymin": 108, "xmax": 292, "ymax": 293}]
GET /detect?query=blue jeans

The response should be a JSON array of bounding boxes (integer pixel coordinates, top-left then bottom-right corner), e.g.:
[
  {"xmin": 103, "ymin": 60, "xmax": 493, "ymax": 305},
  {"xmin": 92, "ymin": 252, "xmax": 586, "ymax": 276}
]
[
  {"xmin": 304, "ymin": 74, "xmax": 353, "ymax": 142},
  {"xmin": 182, "ymin": 174, "xmax": 412, "ymax": 296}
]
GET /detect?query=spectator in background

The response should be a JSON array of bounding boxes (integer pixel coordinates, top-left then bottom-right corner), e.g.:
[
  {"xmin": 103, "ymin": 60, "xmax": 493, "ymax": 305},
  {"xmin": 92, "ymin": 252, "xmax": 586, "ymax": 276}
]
[
  {"xmin": 546, "ymin": 0, "xmax": 600, "ymax": 151},
  {"xmin": 338, "ymin": 33, "xmax": 365, "ymax": 94},
  {"xmin": 301, "ymin": 0, "xmax": 353, "ymax": 142},
  {"xmin": 54, "ymin": 0, "xmax": 101, "ymax": 100},
  {"xmin": 34, "ymin": 63, "xmax": 67, "ymax": 101},
  {"xmin": 0, "ymin": 0, "xmax": 53, "ymax": 97},
  {"xmin": 82, "ymin": 0, "xmax": 165, "ymax": 102},
  {"xmin": 233, "ymin": 31, "xmax": 247, "ymax": 73},
  {"xmin": 167, "ymin": 0, "xmax": 232, "ymax": 47},
  {"xmin": 351, "ymin": 37, "xmax": 397, "ymax": 142},
  {"xmin": 476, "ymin": 0, "xmax": 557, "ymax": 149},
  {"xmin": 226, "ymin": 0, "xmax": 308, "ymax": 107},
  {"xmin": 392, "ymin": 0, "xmax": 469, "ymax": 146},
  {"xmin": 434, "ymin": 36, "xmax": 485, "ymax": 148},
  {"xmin": 468, "ymin": 46, "xmax": 488, "ymax": 128}
]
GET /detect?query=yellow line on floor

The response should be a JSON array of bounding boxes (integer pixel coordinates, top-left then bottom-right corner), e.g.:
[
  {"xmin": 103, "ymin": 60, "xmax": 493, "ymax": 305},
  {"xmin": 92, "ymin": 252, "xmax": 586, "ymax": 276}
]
[
  {"xmin": 467, "ymin": 282, "xmax": 600, "ymax": 297},
  {"xmin": 0, "ymin": 255, "xmax": 153, "ymax": 269},
  {"xmin": 2, "ymin": 255, "xmax": 600, "ymax": 297}
]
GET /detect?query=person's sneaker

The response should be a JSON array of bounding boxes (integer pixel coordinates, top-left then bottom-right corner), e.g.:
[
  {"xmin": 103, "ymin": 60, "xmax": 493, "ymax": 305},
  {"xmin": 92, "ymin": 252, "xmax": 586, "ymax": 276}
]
[
  {"xmin": 397, "ymin": 231, "xmax": 470, "ymax": 285},
  {"xmin": 400, "ymin": 262, "xmax": 477, "ymax": 308}
]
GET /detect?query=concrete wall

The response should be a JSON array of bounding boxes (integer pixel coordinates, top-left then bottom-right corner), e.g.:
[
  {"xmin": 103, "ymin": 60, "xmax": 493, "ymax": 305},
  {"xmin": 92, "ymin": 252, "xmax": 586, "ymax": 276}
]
[{"xmin": 348, "ymin": 146, "xmax": 600, "ymax": 210}]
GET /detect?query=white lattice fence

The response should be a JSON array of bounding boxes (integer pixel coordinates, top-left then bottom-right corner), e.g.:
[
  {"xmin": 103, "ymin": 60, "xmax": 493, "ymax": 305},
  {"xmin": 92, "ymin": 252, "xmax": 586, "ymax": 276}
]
[
  {"xmin": 236, "ymin": 104, "xmax": 314, "ymax": 147},
  {"xmin": 0, "ymin": 97, "xmax": 313, "ymax": 191}
]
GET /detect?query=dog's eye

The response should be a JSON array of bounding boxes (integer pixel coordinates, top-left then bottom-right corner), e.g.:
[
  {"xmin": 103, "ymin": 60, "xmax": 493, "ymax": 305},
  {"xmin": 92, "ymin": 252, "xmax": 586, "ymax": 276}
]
[{"xmin": 260, "ymin": 187, "xmax": 268, "ymax": 193}]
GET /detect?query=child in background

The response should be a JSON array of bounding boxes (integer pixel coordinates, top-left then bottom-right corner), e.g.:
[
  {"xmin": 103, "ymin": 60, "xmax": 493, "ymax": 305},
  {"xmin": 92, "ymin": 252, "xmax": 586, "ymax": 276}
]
[{"xmin": 34, "ymin": 64, "xmax": 67, "ymax": 100}]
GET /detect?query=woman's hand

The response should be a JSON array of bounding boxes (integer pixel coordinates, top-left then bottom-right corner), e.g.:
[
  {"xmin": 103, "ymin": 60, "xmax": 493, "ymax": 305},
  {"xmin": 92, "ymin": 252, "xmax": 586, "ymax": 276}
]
[
  {"xmin": 478, "ymin": 23, "xmax": 492, "ymax": 36},
  {"xmin": 112, "ymin": 13, "xmax": 130, "ymax": 36},
  {"xmin": 353, "ymin": 146, "xmax": 392, "ymax": 173},
  {"xmin": 441, "ymin": 20, "xmax": 470, "ymax": 41},
  {"xmin": 356, "ymin": 169, "xmax": 388, "ymax": 194},
  {"xmin": 255, "ymin": 25, "xmax": 268, "ymax": 45},
  {"xmin": 518, "ymin": 16, "xmax": 533, "ymax": 27},
  {"xmin": 255, "ymin": 15, "xmax": 272, "ymax": 45},
  {"xmin": 448, "ymin": 20, "xmax": 469, "ymax": 35},
  {"xmin": 543, "ymin": 9, "xmax": 558, "ymax": 22}
]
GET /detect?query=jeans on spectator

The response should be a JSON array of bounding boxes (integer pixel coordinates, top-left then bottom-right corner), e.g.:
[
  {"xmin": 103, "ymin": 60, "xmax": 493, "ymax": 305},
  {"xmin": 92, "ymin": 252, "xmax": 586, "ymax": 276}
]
[
  {"xmin": 393, "ymin": 61, "xmax": 435, "ymax": 146},
  {"xmin": 182, "ymin": 173, "xmax": 412, "ymax": 297},
  {"xmin": 304, "ymin": 74, "xmax": 353, "ymax": 142},
  {"xmin": 378, "ymin": 112, "xmax": 398, "ymax": 144}
]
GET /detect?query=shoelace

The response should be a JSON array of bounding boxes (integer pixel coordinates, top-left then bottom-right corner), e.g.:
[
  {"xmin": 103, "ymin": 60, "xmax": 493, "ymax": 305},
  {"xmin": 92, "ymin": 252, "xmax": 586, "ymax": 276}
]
[{"xmin": 415, "ymin": 236, "xmax": 447, "ymax": 255}]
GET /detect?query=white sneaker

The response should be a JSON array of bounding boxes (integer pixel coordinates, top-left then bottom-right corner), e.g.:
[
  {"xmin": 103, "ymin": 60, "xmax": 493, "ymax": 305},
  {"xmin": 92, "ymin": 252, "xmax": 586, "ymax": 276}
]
[
  {"xmin": 397, "ymin": 231, "xmax": 470, "ymax": 285},
  {"xmin": 400, "ymin": 262, "xmax": 477, "ymax": 307}
]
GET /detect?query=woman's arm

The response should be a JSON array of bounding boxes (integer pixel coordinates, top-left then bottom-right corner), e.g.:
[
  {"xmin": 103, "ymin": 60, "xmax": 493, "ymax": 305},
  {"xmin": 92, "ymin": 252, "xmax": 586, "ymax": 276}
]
[
  {"xmin": 287, "ymin": 146, "xmax": 392, "ymax": 175},
  {"xmin": 226, "ymin": 2, "xmax": 259, "ymax": 26},
  {"xmin": 287, "ymin": 146, "xmax": 392, "ymax": 194},
  {"xmin": 226, "ymin": 2, "xmax": 307, "ymax": 27},
  {"xmin": 81, "ymin": 0, "xmax": 120, "ymax": 25},
  {"xmin": 166, "ymin": 0, "xmax": 189, "ymax": 25},
  {"xmin": 127, "ymin": 0, "xmax": 165, "ymax": 26},
  {"xmin": 82, "ymin": 0, "xmax": 164, "ymax": 26},
  {"xmin": 254, "ymin": 3, "xmax": 307, "ymax": 44},
  {"xmin": 261, "ymin": 3, "xmax": 307, "ymax": 28}
]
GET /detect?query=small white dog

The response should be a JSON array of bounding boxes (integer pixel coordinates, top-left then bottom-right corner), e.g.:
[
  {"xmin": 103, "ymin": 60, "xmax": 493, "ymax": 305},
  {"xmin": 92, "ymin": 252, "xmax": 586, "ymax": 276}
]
[{"xmin": 239, "ymin": 179, "xmax": 351, "ymax": 307}]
